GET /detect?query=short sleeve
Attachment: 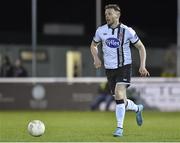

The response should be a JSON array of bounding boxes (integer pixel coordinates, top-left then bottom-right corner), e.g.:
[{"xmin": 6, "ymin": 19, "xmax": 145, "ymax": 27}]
[
  {"xmin": 93, "ymin": 28, "xmax": 101, "ymax": 43},
  {"xmin": 128, "ymin": 27, "xmax": 139, "ymax": 44}
]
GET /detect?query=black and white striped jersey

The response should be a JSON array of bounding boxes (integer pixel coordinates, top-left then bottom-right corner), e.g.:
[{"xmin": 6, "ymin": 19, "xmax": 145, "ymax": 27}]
[{"xmin": 93, "ymin": 23, "xmax": 139, "ymax": 69}]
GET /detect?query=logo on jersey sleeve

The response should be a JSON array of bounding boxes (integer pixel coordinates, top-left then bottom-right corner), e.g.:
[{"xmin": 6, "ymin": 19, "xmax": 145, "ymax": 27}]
[{"xmin": 105, "ymin": 38, "xmax": 120, "ymax": 48}]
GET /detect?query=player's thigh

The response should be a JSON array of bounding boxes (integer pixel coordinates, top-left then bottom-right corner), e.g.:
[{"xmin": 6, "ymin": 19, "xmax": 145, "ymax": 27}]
[{"xmin": 114, "ymin": 64, "xmax": 132, "ymax": 100}]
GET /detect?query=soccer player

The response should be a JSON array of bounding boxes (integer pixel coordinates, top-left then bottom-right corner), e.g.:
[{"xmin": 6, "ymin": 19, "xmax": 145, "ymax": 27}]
[{"xmin": 90, "ymin": 4, "xmax": 150, "ymax": 137}]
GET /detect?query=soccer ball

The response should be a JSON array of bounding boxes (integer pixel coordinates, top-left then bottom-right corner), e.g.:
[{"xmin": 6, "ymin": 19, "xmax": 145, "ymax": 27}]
[{"xmin": 27, "ymin": 120, "xmax": 45, "ymax": 137}]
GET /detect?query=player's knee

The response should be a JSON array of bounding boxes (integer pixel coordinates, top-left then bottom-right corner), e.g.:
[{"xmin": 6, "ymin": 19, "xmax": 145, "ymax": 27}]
[
  {"xmin": 115, "ymin": 84, "xmax": 126, "ymax": 100},
  {"xmin": 115, "ymin": 90, "xmax": 123, "ymax": 99}
]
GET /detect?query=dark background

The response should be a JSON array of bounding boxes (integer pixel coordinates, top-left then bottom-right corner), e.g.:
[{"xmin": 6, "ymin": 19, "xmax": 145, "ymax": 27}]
[{"xmin": 0, "ymin": 0, "xmax": 177, "ymax": 47}]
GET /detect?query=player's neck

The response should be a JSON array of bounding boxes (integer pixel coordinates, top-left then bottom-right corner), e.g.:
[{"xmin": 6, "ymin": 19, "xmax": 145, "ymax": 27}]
[{"xmin": 109, "ymin": 21, "xmax": 120, "ymax": 29}]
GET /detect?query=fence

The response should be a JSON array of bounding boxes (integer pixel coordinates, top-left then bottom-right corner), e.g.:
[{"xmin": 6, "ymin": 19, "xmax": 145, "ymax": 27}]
[{"xmin": 0, "ymin": 77, "xmax": 180, "ymax": 111}]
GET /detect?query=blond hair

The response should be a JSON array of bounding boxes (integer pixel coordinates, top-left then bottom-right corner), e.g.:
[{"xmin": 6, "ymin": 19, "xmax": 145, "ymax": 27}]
[{"xmin": 105, "ymin": 4, "xmax": 121, "ymax": 12}]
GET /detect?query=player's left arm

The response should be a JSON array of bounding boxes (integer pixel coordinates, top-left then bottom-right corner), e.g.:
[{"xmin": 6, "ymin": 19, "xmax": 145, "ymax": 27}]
[{"xmin": 134, "ymin": 40, "xmax": 150, "ymax": 77}]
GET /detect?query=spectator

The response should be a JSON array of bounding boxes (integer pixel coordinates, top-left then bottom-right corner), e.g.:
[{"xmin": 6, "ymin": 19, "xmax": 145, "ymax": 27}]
[
  {"xmin": 90, "ymin": 82, "xmax": 114, "ymax": 111},
  {"xmin": 13, "ymin": 58, "xmax": 28, "ymax": 77},
  {"xmin": 0, "ymin": 55, "xmax": 14, "ymax": 77},
  {"xmin": 161, "ymin": 44, "xmax": 176, "ymax": 77}
]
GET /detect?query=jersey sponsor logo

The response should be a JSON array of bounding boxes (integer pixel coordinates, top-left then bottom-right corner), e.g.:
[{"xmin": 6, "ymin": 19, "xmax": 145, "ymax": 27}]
[{"xmin": 105, "ymin": 38, "xmax": 120, "ymax": 48}]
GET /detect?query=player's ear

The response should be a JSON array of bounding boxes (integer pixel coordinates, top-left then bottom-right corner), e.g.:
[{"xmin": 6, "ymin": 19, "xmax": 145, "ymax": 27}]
[
  {"xmin": 115, "ymin": 12, "xmax": 120, "ymax": 19},
  {"xmin": 117, "ymin": 11, "xmax": 121, "ymax": 18}
]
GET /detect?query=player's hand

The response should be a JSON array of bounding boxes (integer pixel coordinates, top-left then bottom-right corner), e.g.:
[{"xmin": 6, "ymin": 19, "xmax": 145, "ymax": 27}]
[
  {"xmin": 94, "ymin": 58, "xmax": 102, "ymax": 69},
  {"xmin": 139, "ymin": 67, "xmax": 150, "ymax": 77}
]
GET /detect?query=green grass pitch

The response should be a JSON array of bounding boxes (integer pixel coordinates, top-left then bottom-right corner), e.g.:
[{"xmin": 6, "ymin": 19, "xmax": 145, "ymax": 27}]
[{"xmin": 0, "ymin": 110, "xmax": 180, "ymax": 142}]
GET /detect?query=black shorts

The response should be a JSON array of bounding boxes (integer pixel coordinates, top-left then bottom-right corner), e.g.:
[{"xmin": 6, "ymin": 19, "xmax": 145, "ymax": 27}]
[{"xmin": 105, "ymin": 64, "xmax": 132, "ymax": 95}]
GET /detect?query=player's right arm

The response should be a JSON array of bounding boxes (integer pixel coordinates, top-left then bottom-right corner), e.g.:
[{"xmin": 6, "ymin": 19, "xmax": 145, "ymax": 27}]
[{"xmin": 90, "ymin": 41, "xmax": 102, "ymax": 69}]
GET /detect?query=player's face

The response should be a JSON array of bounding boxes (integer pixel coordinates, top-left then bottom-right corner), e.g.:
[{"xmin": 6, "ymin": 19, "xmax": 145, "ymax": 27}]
[{"xmin": 105, "ymin": 8, "xmax": 120, "ymax": 25}]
